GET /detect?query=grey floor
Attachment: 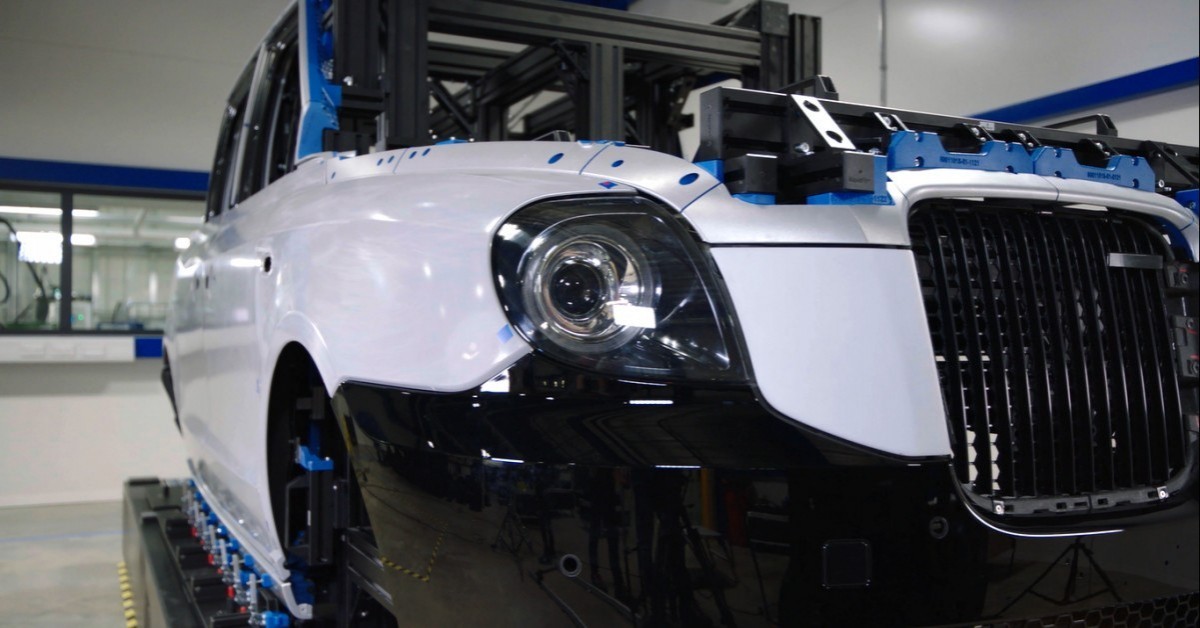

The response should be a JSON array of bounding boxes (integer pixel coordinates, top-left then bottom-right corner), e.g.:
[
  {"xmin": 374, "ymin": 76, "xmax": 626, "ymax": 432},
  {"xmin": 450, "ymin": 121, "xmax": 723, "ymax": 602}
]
[{"xmin": 0, "ymin": 501, "xmax": 125, "ymax": 627}]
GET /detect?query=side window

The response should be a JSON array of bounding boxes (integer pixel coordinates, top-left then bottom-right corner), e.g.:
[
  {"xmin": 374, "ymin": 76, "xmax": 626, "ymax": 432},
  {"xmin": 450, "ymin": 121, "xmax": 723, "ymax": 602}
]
[
  {"xmin": 240, "ymin": 15, "xmax": 300, "ymax": 201},
  {"xmin": 264, "ymin": 42, "xmax": 301, "ymax": 186},
  {"xmin": 206, "ymin": 59, "xmax": 255, "ymax": 221}
]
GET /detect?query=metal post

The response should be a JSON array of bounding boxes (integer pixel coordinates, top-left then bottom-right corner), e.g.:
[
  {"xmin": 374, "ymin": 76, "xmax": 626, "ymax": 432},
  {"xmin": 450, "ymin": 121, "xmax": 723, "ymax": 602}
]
[
  {"xmin": 59, "ymin": 192, "xmax": 73, "ymax": 330},
  {"xmin": 387, "ymin": 0, "xmax": 430, "ymax": 147},
  {"xmin": 582, "ymin": 43, "xmax": 623, "ymax": 142}
]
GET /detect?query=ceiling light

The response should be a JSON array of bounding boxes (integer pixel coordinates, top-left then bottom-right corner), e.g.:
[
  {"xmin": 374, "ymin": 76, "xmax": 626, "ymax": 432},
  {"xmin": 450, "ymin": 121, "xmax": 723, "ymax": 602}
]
[
  {"xmin": 175, "ymin": 237, "xmax": 190, "ymax": 250},
  {"xmin": 71, "ymin": 234, "xmax": 97, "ymax": 246},
  {"xmin": 0, "ymin": 205, "xmax": 99, "ymax": 218}
]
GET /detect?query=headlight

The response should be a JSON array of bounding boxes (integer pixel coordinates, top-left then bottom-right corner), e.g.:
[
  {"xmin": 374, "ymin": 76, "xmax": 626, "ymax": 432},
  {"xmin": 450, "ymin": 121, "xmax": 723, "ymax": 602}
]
[{"xmin": 493, "ymin": 196, "xmax": 746, "ymax": 383}]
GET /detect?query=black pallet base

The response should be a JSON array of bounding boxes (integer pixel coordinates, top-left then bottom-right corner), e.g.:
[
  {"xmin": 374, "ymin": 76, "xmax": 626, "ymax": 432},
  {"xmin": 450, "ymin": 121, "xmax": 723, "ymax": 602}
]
[{"xmin": 121, "ymin": 477, "xmax": 256, "ymax": 628}]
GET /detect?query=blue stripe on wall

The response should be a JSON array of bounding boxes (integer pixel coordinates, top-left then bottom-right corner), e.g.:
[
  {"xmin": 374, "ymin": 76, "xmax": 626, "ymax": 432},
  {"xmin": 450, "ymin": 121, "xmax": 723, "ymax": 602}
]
[
  {"xmin": 134, "ymin": 336, "xmax": 164, "ymax": 359},
  {"xmin": 973, "ymin": 57, "xmax": 1200, "ymax": 124},
  {"xmin": 0, "ymin": 157, "xmax": 209, "ymax": 193}
]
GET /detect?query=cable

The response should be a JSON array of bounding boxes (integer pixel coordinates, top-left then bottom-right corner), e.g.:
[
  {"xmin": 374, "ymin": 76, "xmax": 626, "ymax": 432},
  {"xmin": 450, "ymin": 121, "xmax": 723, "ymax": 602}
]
[{"xmin": 0, "ymin": 216, "xmax": 49, "ymax": 302}]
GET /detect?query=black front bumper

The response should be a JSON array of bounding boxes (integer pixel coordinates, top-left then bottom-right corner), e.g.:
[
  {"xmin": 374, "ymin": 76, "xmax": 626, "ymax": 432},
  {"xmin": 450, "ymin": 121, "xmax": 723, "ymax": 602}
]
[{"xmin": 331, "ymin": 356, "xmax": 1199, "ymax": 627}]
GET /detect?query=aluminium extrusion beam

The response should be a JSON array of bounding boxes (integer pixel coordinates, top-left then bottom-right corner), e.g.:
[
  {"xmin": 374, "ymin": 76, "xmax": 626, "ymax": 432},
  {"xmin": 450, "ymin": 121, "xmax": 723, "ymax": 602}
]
[
  {"xmin": 427, "ymin": 0, "xmax": 761, "ymax": 75},
  {"xmin": 581, "ymin": 42, "xmax": 625, "ymax": 142},
  {"xmin": 386, "ymin": 0, "xmax": 430, "ymax": 148},
  {"xmin": 428, "ymin": 41, "xmax": 511, "ymax": 81}
]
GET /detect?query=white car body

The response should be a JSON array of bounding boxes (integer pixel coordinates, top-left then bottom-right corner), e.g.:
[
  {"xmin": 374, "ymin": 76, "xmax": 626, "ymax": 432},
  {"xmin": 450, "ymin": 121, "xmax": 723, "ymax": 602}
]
[{"xmin": 164, "ymin": 2, "xmax": 1200, "ymax": 623}]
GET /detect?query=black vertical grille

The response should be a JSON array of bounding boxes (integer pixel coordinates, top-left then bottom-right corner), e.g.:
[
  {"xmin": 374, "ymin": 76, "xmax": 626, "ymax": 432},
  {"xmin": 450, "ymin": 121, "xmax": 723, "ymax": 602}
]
[{"xmin": 910, "ymin": 201, "xmax": 1187, "ymax": 504}]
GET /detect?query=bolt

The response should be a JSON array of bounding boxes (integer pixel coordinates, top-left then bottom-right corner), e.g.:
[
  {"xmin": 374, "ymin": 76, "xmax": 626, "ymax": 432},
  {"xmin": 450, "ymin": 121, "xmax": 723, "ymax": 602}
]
[
  {"xmin": 794, "ymin": 142, "xmax": 811, "ymax": 154},
  {"xmin": 993, "ymin": 502, "xmax": 1005, "ymax": 515}
]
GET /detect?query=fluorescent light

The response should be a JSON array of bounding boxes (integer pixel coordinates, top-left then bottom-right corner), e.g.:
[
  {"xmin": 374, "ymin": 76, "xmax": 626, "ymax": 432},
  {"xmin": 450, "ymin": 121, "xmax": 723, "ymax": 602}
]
[
  {"xmin": 175, "ymin": 237, "xmax": 191, "ymax": 250},
  {"xmin": 0, "ymin": 205, "xmax": 99, "ymax": 218},
  {"xmin": 71, "ymin": 234, "xmax": 96, "ymax": 246}
]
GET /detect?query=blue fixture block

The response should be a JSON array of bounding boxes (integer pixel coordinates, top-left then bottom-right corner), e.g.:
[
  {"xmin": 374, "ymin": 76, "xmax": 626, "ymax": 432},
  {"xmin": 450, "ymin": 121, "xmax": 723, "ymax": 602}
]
[
  {"xmin": 887, "ymin": 131, "xmax": 1032, "ymax": 174},
  {"xmin": 807, "ymin": 191, "xmax": 894, "ymax": 206},
  {"xmin": 297, "ymin": 445, "xmax": 334, "ymax": 472},
  {"xmin": 1031, "ymin": 146, "xmax": 1154, "ymax": 190},
  {"xmin": 733, "ymin": 193, "xmax": 776, "ymax": 205},
  {"xmin": 694, "ymin": 159, "xmax": 724, "ymax": 181}
]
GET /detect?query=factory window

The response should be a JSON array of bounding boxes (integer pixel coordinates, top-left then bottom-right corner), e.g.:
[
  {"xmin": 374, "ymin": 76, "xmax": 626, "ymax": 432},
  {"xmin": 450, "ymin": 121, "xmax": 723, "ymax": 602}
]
[
  {"xmin": 0, "ymin": 188, "xmax": 204, "ymax": 333},
  {"xmin": 71, "ymin": 194, "xmax": 203, "ymax": 331}
]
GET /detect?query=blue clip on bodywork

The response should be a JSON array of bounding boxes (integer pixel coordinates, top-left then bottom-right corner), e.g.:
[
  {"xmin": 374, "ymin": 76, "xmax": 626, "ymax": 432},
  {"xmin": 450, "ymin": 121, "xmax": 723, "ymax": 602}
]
[
  {"xmin": 1031, "ymin": 147, "xmax": 1154, "ymax": 190},
  {"xmin": 887, "ymin": 131, "xmax": 1032, "ymax": 174}
]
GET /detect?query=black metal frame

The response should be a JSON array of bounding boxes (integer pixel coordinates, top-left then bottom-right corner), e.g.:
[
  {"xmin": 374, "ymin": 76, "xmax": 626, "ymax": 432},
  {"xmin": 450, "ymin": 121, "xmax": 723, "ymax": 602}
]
[
  {"xmin": 697, "ymin": 86, "xmax": 1200, "ymax": 202},
  {"xmin": 323, "ymin": 0, "xmax": 823, "ymax": 155}
]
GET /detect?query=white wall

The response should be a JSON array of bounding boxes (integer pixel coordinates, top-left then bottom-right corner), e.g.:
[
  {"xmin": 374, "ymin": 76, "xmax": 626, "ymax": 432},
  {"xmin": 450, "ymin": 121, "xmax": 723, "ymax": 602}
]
[
  {"xmin": 0, "ymin": 361, "xmax": 188, "ymax": 507},
  {"xmin": 0, "ymin": 0, "xmax": 292, "ymax": 171}
]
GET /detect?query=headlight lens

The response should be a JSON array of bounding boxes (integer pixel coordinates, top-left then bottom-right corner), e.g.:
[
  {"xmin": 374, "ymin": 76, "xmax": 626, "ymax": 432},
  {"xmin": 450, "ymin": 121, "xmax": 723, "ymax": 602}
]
[{"xmin": 493, "ymin": 196, "xmax": 746, "ymax": 383}]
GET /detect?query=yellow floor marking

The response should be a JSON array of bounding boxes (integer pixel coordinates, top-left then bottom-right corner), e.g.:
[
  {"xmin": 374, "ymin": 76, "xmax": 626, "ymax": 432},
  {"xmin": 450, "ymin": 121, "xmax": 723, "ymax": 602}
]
[{"xmin": 379, "ymin": 522, "xmax": 447, "ymax": 584}]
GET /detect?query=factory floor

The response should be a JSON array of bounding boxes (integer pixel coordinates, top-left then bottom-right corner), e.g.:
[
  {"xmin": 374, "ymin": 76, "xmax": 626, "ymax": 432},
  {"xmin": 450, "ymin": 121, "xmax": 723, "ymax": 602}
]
[{"xmin": 0, "ymin": 501, "xmax": 125, "ymax": 627}]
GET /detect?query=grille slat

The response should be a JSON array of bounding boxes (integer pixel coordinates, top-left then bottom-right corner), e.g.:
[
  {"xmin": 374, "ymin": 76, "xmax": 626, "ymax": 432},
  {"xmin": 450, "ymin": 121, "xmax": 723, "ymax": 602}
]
[
  {"xmin": 1105, "ymin": 220, "xmax": 1155, "ymax": 486},
  {"xmin": 911, "ymin": 201, "xmax": 1186, "ymax": 504},
  {"xmin": 1012, "ymin": 214, "xmax": 1060, "ymax": 495},
  {"xmin": 994, "ymin": 219, "xmax": 1040, "ymax": 496},
  {"xmin": 966, "ymin": 212, "xmax": 1017, "ymax": 494},
  {"xmin": 1047, "ymin": 217, "xmax": 1091, "ymax": 494},
  {"xmin": 1065, "ymin": 218, "xmax": 1107, "ymax": 492},
  {"xmin": 946, "ymin": 214, "xmax": 996, "ymax": 492},
  {"xmin": 1086, "ymin": 219, "xmax": 1137, "ymax": 489},
  {"xmin": 917, "ymin": 215, "xmax": 973, "ymax": 484}
]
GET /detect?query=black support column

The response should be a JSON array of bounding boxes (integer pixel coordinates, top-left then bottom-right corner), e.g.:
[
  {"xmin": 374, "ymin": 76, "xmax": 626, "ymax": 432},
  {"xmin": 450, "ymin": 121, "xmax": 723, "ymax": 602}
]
[
  {"xmin": 386, "ymin": 0, "xmax": 430, "ymax": 147},
  {"xmin": 582, "ymin": 43, "xmax": 623, "ymax": 142},
  {"xmin": 59, "ymin": 192, "xmax": 73, "ymax": 330}
]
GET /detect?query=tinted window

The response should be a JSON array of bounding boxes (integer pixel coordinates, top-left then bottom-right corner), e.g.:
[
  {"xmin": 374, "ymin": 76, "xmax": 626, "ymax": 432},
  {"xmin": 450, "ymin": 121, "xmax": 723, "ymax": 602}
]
[
  {"xmin": 241, "ymin": 26, "xmax": 300, "ymax": 199},
  {"xmin": 206, "ymin": 57, "xmax": 255, "ymax": 221}
]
